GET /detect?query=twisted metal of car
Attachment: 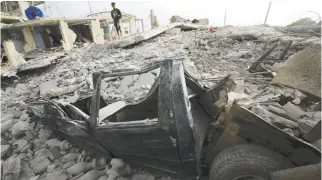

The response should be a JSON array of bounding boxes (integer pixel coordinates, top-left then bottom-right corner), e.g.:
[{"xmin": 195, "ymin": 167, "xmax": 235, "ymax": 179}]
[{"xmin": 28, "ymin": 59, "xmax": 321, "ymax": 179}]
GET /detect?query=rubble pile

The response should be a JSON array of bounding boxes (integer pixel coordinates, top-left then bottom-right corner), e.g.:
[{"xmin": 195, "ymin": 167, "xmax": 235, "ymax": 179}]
[{"xmin": 1, "ymin": 20, "xmax": 321, "ymax": 180}]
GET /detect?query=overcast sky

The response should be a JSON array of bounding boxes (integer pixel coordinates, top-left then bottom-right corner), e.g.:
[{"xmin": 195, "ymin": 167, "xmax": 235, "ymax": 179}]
[{"xmin": 42, "ymin": 0, "xmax": 322, "ymax": 29}]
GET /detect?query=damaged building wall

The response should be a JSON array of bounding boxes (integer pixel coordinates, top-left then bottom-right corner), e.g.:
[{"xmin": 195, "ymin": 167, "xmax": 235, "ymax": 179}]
[
  {"xmin": 1, "ymin": 29, "xmax": 25, "ymax": 53},
  {"xmin": 59, "ymin": 20, "xmax": 77, "ymax": 51},
  {"xmin": 2, "ymin": 40, "xmax": 26, "ymax": 67},
  {"xmin": 90, "ymin": 19, "xmax": 104, "ymax": 44}
]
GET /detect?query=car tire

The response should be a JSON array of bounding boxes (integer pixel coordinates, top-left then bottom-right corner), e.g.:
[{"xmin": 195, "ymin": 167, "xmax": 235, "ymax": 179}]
[{"xmin": 209, "ymin": 144, "xmax": 291, "ymax": 180}]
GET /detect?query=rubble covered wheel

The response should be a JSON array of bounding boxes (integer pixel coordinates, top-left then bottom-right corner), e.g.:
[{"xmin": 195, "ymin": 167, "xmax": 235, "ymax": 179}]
[{"xmin": 209, "ymin": 144, "xmax": 291, "ymax": 180}]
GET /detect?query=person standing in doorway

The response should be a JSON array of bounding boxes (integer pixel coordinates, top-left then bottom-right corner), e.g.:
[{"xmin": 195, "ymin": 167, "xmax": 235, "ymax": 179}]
[{"xmin": 111, "ymin": 2, "xmax": 122, "ymax": 38}]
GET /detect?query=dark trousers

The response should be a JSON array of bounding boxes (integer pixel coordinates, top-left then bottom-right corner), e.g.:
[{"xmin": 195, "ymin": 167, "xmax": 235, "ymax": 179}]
[{"xmin": 114, "ymin": 20, "xmax": 121, "ymax": 35}]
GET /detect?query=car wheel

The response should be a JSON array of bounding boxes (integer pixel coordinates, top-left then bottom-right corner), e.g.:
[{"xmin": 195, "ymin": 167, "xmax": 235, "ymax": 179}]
[{"xmin": 209, "ymin": 144, "xmax": 291, "ymax": 180}]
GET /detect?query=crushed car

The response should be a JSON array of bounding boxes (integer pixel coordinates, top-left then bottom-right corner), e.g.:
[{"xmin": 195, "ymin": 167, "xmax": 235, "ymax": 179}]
[{"xmin": 28, "ymin": 59, "xmax": 321, "ymax": 180}]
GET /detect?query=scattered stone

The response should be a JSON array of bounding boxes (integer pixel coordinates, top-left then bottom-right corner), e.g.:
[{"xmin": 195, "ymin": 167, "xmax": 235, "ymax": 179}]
[
  {"xmin": 62, "ymin": 153, "xmax": 81, "ymax": 163},
  {"xmin": 2, "ymin": 155, "xmax": 21, "ymax": 180},
  {"xmin": 12, "ymin": 121, "xmax": 30, "ymax": 137},
  {"xmin": 63, "ymin": 161, "xmax": 76, "ymax": 169},
  {"xmin": 1, "ymin": 145, "xmax": 10, "ymax": 158},
  {"xmin": 66, "ymin": 161, "xmax": 94, "ymax": 175},
  {"xmin": 46, "ymin": 170, "xmax": 68, "ymax": 180},
  {"xmin": 267, "ymin": 105, "xmax": 296, "ymax": 122},
  {"xmin": 13, "ymin": 139, "xmax": 29, "ymax": 152},
  {"xmin": 282, "ymin": 102, "xmax": 306, "ymax": 119},
  {"xmin": 291, "ymin": 98, "xmax": 301, "ymax": 105},
  {"xmin": 45, "ymin": 139, "xmax": 71, "ymax": 150},
  {"xmin": 227, "ymin": 92, "xmax": 255, "ymax": 108},
  {"xmin": 38, "ymin": 128, "xmax": 53, "ymax": 142},
  {"xmin": 1, "ymin": 119, "xmax": 14, "ymax": 134},
  {"xmin": 39, "ymin": 80, "xmax": 58, "ymax": 97},
  {"xmin": 29, "ymin": 155, "xmax": 51, "ymax": 174},
  {"xmin": 293, "ymin": 89, "xmax": 307, "ymax": 100},
  {"xmin": 75, "ymin": 169, "xmax": 106, "ymax": 180},
  {"xmin": 282, "ymin": 128, "xmax": 295, "ymax": 136},
  {"xmin": 47, "ymin": 147, "xmax": 61, "ymax": 161},
  {"xmin": 131, "ymin": 172, "xmax": 155, "ymax": 180},
  {"xmin": 47, "ymin": 164, "xmax": 56, "ymax": 173},
  {"xmin": 269, "ymin": 113, "xmax": 299, "ymax": 129}
]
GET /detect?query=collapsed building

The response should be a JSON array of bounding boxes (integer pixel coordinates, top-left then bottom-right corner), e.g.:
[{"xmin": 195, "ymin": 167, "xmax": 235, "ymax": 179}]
[{"xmin": 0, "ymin": 5, "xmax": 321, "ymax": 180}]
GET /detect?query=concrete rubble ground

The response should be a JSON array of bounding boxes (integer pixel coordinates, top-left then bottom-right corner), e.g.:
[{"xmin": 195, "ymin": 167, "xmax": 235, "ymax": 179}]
[{"xmin": 1, "ymin": 17, "xmax": 321, "ymax": 180}]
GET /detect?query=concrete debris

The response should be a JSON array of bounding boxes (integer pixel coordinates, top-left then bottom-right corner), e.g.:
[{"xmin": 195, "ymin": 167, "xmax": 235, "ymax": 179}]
[
  {"xmin": 29, "ymin": 155, "xmax": 51, "ymax": 174},
  {"xmin": 61, "ymin": 153, "xmax": 81, "ymax": 163},
  {"xmin": 45, "ymin": 139, "xmax": 72, "ymax": 150},
  {"xmin": 46, "ymin": 170, "xmax": 68, "ymax": 180},
  {"xmin": 227, "ymin": 92, "xmax": 255, "ymax": 108},
  {"xmin": 12, "ymin": 121, "xmax": 30, "ymax": 137},
  {"xmin": 272, "ymin": 45, "xmax": 321, "ymax": 97},
  {"xmin": 283, "ymin": 128, "xmax": 295, "ymax": 136},
  {"xmin": 47, "ymin": 147, "xmax": 61, "ymax": 161},
  {"xmin": 131, "ymin": 172, "xmax": 155, "ymax": 180},
  {"xmin": 1, "ymin": 20, "xmax": 321, "ymax": 180},
  {"xmin": 66, "ymin": 161, "xmax": 94, "ymax": 175},
  {"xmin": 2, "ymin": 155, "xmax": 21, "ymax": 180},
  {"xmin": 282, "ymin": 102, "xmax": 306, "ymax": 120},
  {"xmin": 75, "ymin": 169, "xmax": 105, "ymax": 180}
]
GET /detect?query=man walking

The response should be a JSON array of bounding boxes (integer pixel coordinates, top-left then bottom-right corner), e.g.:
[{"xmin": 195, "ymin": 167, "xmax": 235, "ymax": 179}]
[{"xmin": 111, "ymin": 2, "xmax": 122, "ymax": 38}]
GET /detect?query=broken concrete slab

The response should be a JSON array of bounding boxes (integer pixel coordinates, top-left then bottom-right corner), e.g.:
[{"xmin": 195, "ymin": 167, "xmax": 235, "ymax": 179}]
[
  {"xmin": 227, "ymin": 92, "xmax": 255, "ymax": 109},
  {"xmin": 272, "ymin": 45, "xmax": 321, "ymax": 97},
  {"xmin": 116, "ymin": 22, "xmax": 184, "ymax": 48},
  {"xmin": 19, "ymin": 55, "xmax": 64, "ymax": 72},
  {"xmin": 2, "ymin": 155, "xmax": 21, "ymax": 180},
  {"xmin": 47, "ymin": 147, "xmax": 61, "ymax": 161},
  {"xmin": 166, "ymin": 28, "xmax": 181, "ymax": 35},
  {"xmin": 270, "ymin": 113, "xmax": 299, "ymax": 129},
  {"xmin": 268, "ymin": 105, "xmax": 296, "ymax": 122},
  {"xmin": 39, "ymin": 80, "xmax": 59, "ymax": 97},
  {"xmin": 29, "ymin": 155, "xmax": 51, "ymax": 174},
  {"xmin": 282, "ymin": 102, "xmax": 306, "ymax": 120}
]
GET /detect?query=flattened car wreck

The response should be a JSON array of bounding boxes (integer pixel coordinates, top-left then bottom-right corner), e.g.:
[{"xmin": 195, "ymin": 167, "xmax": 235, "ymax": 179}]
[{"xmin": 28, "ymin": 59, "xmax": 321, "ymax": 180}]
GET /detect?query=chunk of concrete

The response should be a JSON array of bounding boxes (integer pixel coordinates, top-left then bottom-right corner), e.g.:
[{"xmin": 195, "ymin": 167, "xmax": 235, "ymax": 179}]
[
  {"xmin": 47, "ymin": 147, "xmax": 61, "ymax": 161},
  {"xmin": 1, "ymin": 145, "xmax": 10, "ymax": 158},
  {"xmin": 39, "ymin": 80, "xmax": 58, "ymax": 97},
  {"xmin": 269, "ymin": 112, "xmax": 299, "ymax": 129},
  {"xmin": 66, "ymin": 161, "xmax": 93, "ymax": 175},
  {"xmin": 268, "ymin": 105, "xmax": 296, "ymax": 122},
  {"xmin": 166, "ymin": 28, "xmax": 181, "ymax": 35},
  {"xmin": 131, "ymin": 172, "xmax": 155, "ymax": 180},
  {"xmin": 75, "ymin": 169, "xmax": 105, "ymax": 180},
  {"xmin": 282, "ymin": 102, "xmax": 306, "ymax": 119},
  {"xmin": 227, "ymin": 92, "xmax": 255, "ymax": 109},
  {"xmin": 29, "ymin": 155, "xmax": 51, "ymax": 174},
  {"xmin": 61, "ymin": 153, "xmax": 81, "ymax": 163},
  {"xmin": 2, "ymin": 155, "xmax": 21, "ymax": 180},
  {"xmin": 272, "ymin": 45, "xmax": 321, "ymax": 97},
  {"xmin": 282, "ymin": 128, "xmax": 295, "ymax": 136},
  {"xmin": 13, "ymin": 139, "xmax": 29, "ymax": 152},
  {"xmin": 1, "ymin": 119, "xmax": 14, "ymax": 134},
  {"xmin": 46, "ymin": 170, "xmax": 68, "ymax": 180},
  {"xmin": 12, "ymin": 121, "xmax": 30, "ymax": 137}
]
